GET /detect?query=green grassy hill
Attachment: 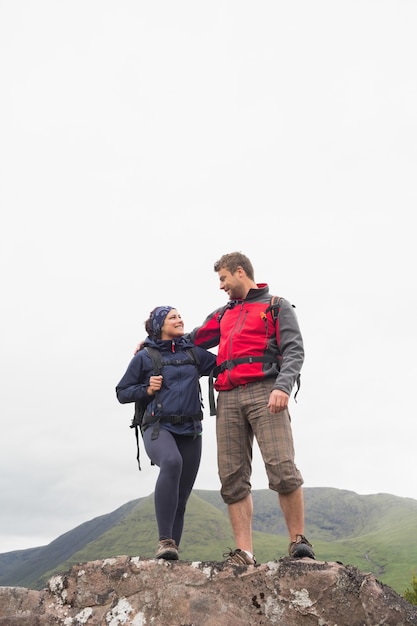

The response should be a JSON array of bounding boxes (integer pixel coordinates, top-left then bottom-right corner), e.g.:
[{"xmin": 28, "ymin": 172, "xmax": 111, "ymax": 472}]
[
  {"xmin": 196, "ymin": 487, "xmax": 417, "ymax": 594},
  {"xmin": 0, "ymin": 488, "xmax": 416, "ymax": 595},
  {"xmin": 0, "ymin": 499, "xmax": 139, "ymax": 589}
]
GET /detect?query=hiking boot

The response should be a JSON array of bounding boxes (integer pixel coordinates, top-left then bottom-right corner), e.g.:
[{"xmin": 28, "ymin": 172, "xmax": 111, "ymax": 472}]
[
  {"xmin": 155, "ymin": 539, "xmax": 179, "ymax": 560},
  {"xmin": 223, "ymin": 548, "xmax": 256, "ymax": 566},
  {"xmin": 288, "ymin": 534, "xmax": 315, "ymax": 559}
]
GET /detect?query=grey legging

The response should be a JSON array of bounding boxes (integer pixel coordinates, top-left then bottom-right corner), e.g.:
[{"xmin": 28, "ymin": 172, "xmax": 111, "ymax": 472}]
[{"xmin": 143, "ymin": 427, "xmax": 202, "ymax": 546}]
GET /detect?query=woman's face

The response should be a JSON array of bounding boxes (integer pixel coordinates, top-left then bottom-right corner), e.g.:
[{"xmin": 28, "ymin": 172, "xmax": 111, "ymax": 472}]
[{"xmin": 160, "ymin": 309, "xmax": 185, "ymax": 340}]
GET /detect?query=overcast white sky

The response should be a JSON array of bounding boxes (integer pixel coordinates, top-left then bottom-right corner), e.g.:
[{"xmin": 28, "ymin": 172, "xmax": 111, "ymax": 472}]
[{"xmin": 1, "ymin": 1, "xmax": 416, "ymax": 554}]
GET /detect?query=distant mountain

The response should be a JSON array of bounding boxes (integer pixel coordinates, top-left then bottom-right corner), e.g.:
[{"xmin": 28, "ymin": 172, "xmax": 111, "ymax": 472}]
[{"xmin": 0, "ymin": 488, "xmax": 416, "ymax": 595}]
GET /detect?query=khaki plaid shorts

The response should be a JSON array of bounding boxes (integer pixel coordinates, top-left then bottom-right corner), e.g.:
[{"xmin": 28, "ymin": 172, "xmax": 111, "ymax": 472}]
[{"xmin": 216, "ymin": 379, "xmax": 304, "ymax": 504}]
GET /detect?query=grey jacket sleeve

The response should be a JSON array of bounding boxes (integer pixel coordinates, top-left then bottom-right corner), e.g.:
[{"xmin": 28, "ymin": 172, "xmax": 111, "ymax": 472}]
[{"xmin": 272, "ymin": 298, "xmax": 304, "ymax": 396}]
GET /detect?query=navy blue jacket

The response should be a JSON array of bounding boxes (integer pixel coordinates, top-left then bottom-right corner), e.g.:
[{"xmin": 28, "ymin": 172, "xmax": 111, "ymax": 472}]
[{"xmin": 116, "ymin": 336, "xmax": 217, "ymax": 435}]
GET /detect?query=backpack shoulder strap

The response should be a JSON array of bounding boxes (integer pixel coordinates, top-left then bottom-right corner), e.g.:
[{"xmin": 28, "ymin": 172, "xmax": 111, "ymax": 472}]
[
  {"xmin": 216, "ymin": 299, "xmax": 240, "ymax": 323},
  {"xmin": 130, "ymin": 347, "xmax": 163, "ymax": 469},
  {"xmin": 185, "ymin": 347, "xmax": 203, "ymax": 414},
  {"xmin": 265, "ymin": 295, "xmax": 282, "ymax": 322},
  {"xmin": 186, "ymin": 346, "xmax": 200, "ymax": 367},
  {"xmin": 144, "ymin": 346, "xmax": 163, "ymax": 375}
]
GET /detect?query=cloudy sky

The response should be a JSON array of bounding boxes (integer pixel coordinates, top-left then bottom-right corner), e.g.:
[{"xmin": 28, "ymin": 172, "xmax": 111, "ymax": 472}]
[{"xmin": 1, "ymin": 1, "xmax": 416, "ymax": 554}]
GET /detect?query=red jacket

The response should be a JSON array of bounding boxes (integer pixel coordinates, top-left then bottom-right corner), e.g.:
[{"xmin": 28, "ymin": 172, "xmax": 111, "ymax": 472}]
[{"xmin": 189, "ymin": 284, "xmax": 304, "ymax": 396}]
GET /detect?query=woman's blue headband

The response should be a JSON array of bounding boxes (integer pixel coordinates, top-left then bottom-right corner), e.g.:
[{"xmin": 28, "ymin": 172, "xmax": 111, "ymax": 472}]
[{"xmin": 150, "ymin": 306, "xmax": 174, "ymax": 338}]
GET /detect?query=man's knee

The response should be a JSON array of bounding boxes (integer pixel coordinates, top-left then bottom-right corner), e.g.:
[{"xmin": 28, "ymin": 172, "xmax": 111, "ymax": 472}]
[
  {"xmin": 220, "ymin": 483, "xmax": 251, "ymax": 505},
  {"xmin": 267, "ymin": 460, "xmax": 304, "ymax": 493}
]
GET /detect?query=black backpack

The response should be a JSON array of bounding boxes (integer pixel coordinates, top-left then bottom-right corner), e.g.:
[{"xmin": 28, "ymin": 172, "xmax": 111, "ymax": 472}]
[{"xmin": 130, "ymin": 346, "xmax": 200, "ymax": 470}]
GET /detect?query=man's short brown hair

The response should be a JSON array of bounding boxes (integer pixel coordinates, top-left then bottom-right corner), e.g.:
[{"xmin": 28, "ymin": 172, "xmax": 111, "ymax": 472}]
[{"xmin": 214, "ymin": 252, "xmax": 255, "ymax": 280}]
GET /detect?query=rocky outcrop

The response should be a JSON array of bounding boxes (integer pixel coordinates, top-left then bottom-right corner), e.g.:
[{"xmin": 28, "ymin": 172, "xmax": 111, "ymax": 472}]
[{"xmin": 1, "ymin": 556, "xmax": 416, "ymax": 625}]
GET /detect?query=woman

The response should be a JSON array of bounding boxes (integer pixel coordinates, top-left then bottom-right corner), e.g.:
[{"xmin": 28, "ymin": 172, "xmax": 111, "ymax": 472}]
[{"xmin": 116, "ymin": 306, "xmax": 216, "ymax": 560}]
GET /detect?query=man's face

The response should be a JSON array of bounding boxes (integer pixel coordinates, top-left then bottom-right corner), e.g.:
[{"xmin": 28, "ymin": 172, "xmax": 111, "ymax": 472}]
[{"xmin": 217, "ymin": 267, "xmax": 245, "ymax": 300}]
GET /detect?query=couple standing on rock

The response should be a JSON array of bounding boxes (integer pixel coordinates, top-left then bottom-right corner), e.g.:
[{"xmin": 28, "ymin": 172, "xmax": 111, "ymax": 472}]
[{"xmin": 116, "ymin": 251, "xmax": 315, "ymax": 565}]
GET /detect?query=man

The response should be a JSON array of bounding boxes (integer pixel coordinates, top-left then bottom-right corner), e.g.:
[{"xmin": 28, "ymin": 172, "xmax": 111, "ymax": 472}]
[{"xmin": 189, "ymin": 251, "xmax": 315, "ymax": 565}]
